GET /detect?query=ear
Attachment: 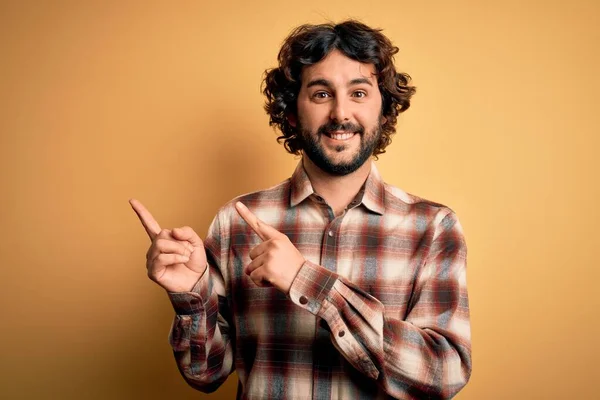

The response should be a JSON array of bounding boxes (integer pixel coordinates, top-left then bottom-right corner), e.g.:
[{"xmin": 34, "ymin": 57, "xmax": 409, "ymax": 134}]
[
  {"xmin": 286, "ymin": 113, "xmax": 297, "ymax": 128},
  {"xmin": 381, "ymin": 115, "xmax": 388, "ymax": 125}
]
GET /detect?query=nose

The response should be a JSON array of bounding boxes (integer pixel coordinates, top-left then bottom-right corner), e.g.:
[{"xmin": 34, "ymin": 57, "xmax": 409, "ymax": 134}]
[{"xmin": 329, "ymin": 97, "xmax": 349, "ymax": 122}]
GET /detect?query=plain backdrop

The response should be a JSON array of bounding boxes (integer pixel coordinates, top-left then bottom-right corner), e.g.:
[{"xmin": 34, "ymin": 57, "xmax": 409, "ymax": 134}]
[{"xmin": 1, "ymin": 0, "xmax": 598, "ymax": 399}]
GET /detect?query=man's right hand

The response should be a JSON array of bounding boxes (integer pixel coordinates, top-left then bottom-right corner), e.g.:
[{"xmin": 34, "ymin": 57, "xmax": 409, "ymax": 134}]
[{"xmin": 129, "ymin": 198, "xmax": 207, "ymax": 293}]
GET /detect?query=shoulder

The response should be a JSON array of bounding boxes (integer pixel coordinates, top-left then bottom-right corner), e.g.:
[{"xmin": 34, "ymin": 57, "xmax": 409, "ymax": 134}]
[
  {"xmin": 384, "ymin": 182, "xmax": 453, "ymax": 213},
  {"xmin": 382, "ymin": 182, "xmax": 462, "ymax": 237}
]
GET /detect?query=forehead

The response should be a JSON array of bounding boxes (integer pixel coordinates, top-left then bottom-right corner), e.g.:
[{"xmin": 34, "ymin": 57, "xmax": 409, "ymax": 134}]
[{"xmin": 300, "ymin": 49, "xmax": 377, "ymax": 86}]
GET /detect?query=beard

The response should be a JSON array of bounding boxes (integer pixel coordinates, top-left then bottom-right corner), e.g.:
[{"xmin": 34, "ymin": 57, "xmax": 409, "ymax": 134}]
[{"xmin": 297, "ymin": 119, "xmax": 382, "ymax": 176}]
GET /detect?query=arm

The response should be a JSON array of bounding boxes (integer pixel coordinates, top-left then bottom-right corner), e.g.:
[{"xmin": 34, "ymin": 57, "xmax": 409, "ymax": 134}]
[
  {"xmin": 288, "ymin": 211, "xmax": 471, "ymax": 399},
  {"xmin": 167, "ymin": 212, "xmax": 235, "ymax": 393}
]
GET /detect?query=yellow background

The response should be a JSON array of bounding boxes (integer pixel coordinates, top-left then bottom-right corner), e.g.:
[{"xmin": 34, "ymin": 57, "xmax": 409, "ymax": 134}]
[{"xmin": 1, "ymin": 0, "xmax": 598, "ymax": 399}]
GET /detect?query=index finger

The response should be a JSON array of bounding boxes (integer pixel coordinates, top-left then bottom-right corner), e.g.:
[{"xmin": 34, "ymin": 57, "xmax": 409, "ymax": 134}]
[
  {"xmin": 129, "ymin": 198, "xmax": 161, "ymax": 240},
  {"xmin": 235, "ymin": 201, "xmax": 279, "ymax": 241}
]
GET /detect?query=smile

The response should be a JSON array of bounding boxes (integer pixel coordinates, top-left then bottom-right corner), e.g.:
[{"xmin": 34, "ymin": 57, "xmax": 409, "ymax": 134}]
[{"xmin": 326, "ymin": 131, "xmax": 356, "ymax": 141}]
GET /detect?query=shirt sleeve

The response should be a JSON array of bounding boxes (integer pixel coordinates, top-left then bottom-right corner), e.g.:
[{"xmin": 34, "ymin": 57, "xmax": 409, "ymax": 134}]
[
  {"xmin": 166, "ymin": 211, "xmax": 235, "ymax": 393},
  {"xmin": 288, "ymin": 210, "xmax": 472, "ymax": 399}
]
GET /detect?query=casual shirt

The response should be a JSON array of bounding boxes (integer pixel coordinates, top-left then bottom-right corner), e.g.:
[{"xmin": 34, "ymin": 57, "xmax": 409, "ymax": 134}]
[{"xmin": 168, "ymin": 161, "xmax": 471, "ymax": 399}]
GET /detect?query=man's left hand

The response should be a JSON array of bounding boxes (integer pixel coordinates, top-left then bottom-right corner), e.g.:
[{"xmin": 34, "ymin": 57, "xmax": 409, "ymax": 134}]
[{"xmin": 235, "ymin": 201, "xmax": 305, "ymax": 293}]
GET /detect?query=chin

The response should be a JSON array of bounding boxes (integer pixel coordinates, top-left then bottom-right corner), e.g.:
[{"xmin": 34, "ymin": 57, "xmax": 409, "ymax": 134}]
[
  {"xmin": 319, "ymin": 158, "xmax": 368, "ymax": 176},
  {"xmin": 331, "ymin": 150, "xmax": 365, "ymax": 164}
]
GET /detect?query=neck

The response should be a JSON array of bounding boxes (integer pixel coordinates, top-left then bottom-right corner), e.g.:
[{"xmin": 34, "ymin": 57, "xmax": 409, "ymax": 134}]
[{"xmin": 302, "ymin": 155, "xmax": 372, "ymax": 216}]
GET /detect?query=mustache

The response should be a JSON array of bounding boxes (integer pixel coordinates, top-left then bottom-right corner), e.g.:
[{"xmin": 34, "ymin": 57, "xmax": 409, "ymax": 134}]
[{"xmin": 317, "ymin": 121, "xmax": 365, "ymax": 135}]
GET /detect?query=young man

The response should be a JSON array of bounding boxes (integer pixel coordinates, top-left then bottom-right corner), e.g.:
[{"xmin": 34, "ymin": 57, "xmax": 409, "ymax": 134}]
[{"xmin": 131, "ymin": 20, "xmax": 471, "ymax": 399}]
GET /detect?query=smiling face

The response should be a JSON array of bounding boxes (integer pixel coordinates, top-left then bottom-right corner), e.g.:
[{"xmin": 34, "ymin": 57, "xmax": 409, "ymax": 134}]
[{"xmin": 292, "ymin": 49, "xmax": 385, "ymax": 176}]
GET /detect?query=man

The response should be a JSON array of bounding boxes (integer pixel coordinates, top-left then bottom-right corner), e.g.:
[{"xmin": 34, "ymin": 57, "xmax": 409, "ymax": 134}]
[{"xmin": 130, "ymin": 20, "xmax": 471, "ymax": 399}]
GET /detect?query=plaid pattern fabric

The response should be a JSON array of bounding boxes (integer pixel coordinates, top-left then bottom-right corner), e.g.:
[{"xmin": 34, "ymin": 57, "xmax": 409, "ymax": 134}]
[{"xmin": 168, "ymin": 161, "xmax": 471, "ymax": 399}]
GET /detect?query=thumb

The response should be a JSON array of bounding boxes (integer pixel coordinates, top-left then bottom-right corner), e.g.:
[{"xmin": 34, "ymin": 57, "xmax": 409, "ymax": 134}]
[{"xmin": 171, "ymin": 226, "xmax": 203, "ymax": 249}]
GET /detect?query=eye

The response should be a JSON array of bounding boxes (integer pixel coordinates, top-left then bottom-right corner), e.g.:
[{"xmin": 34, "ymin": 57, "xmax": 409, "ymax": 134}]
[
  {"xmin": 352, "ymin": 91, "xmax": 367, "ymax": 98},
  {"xmin": 313, "ymin": 91, "xmax": 331, "ymax": 99}
]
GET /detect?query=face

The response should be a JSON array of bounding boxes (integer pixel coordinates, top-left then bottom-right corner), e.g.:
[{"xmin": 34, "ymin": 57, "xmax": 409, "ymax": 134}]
[{"xmin": 292, "ymin": 49, "xmax": 385, "ymax": 176}]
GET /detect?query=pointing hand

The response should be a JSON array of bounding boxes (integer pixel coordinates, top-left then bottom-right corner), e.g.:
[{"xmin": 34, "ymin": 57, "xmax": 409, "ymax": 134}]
[
  {"xmin": 235, "ymin": 202, "xmax": 305, "ymax": 293},
  {"xmin": 130, "ymin": 199, "xmax": 207, "ymax": 293}
]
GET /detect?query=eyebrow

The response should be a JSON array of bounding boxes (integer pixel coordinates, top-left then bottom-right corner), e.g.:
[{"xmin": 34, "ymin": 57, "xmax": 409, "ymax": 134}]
[{"xmin": 306, "ymin": 77, "xmax": 374, "ymax": 88}]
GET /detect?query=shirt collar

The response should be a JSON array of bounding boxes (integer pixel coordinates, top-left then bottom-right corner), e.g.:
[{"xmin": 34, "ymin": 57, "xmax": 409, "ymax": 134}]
[
  {"xmin": 289, "ymin": 160, "xmax": 385, "ymax": 215},
  {"xmin": 290, "ymin": 161, "xmax": 315, "ymax": 207},
  {"xmin": 359, "ymin": 162, "xmax": 385, "ymax": 215}
]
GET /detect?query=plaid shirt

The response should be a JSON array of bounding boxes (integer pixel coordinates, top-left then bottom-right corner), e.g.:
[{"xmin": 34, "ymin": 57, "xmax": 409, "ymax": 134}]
[{"xmin": 168, "ymin": 161, "xmax": 471, "ymax": 399}]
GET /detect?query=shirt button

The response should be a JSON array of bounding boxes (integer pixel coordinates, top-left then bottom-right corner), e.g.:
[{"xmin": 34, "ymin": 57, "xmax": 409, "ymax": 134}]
[
  {"xmin": 328, "ymin": 230, "xmax": 334, "ymax": 237},
  {"xmin": 299, "ymin": 296, "xmax": 308, "ymax": 305},
  {"xmin": 338, "ymin": 330, "xmax": 345, "ymax": 337}
]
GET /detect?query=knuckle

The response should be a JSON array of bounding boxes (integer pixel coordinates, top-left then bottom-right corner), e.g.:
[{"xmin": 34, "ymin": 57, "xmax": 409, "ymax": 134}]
[
  {"xmin": 155, "ymin": 239, "xmax": 170, "ymax": 251},
  {"xmin": 158, "ymin": 229, "xmax": 170, "ymax": 238}
]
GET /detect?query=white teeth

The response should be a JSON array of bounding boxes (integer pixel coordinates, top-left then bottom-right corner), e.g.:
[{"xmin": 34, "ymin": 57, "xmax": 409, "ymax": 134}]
[{"xmin": 330, "ymin": 133, "xmax": 354, "ymax": 140}]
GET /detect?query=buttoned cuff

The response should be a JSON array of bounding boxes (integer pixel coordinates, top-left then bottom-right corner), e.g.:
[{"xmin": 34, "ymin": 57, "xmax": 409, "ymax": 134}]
[
  {"xmin": 316, "ymin": 283, "xmax": 380, "ymax": 380},
  {"xmin": 167, "ymin": 265, "xmax": 211, "ymax": 315},
  {"xmin": 288, "ymin": 260, "xmax": 338, "ymax": 315}
]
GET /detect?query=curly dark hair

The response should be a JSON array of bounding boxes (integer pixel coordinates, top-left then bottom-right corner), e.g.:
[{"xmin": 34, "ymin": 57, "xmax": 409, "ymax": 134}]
[{"xmin": 262, "ymin": 20, "xmax": 416, "ymax": 157}]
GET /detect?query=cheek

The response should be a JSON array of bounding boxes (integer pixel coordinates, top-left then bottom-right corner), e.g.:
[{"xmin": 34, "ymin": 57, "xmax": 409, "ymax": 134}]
[
  {"xmin": 297, "ymin": 102, "xmax": 328, "ymax": 129},
  {"xmin": 359, "ymin": 104, "xmax": 384, "ymax": 128}
]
